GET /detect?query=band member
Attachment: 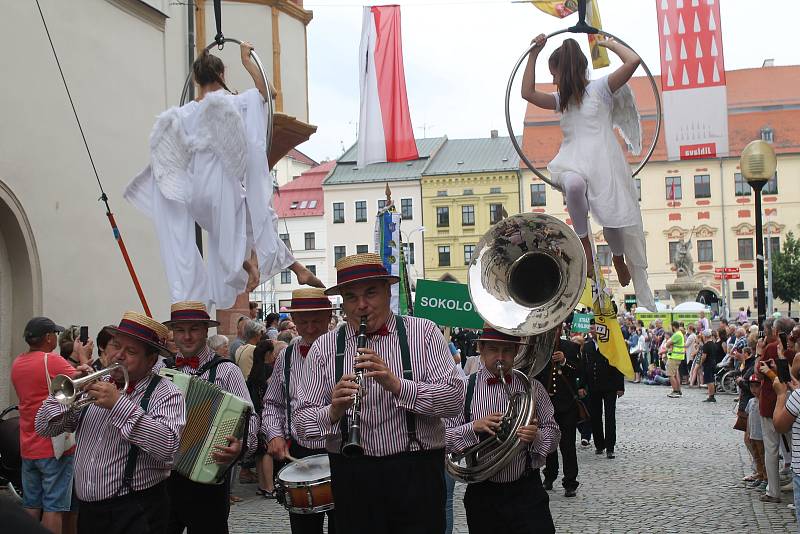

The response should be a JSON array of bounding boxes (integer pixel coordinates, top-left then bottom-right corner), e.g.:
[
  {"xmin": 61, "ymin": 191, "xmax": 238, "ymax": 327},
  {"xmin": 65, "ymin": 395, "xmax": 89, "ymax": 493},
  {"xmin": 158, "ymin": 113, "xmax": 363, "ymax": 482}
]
[
  {"xmin": 536, "ymin": 327, "xmax": 584, "ymax": 497},
  {"xmin": 446, "ymin": 327, "xmax": 559, "ymax": 534},
  {"xmin": 35, "ymin": 312, "xmax": 186, "ymax": 534},
  {"xmin": 163, "ymin": 301, "xmax": 259, "ymax": 534},
  {"xmin": 262, "ymin": 288, "xmax": 337, "ymax": 533},
  {"xmin": 583, "ymin": 321, "xmax": 625, "ymax": 459},
  {"xmin": 294, "ymin": 253, "xmax": 464, "ymax": 534}
]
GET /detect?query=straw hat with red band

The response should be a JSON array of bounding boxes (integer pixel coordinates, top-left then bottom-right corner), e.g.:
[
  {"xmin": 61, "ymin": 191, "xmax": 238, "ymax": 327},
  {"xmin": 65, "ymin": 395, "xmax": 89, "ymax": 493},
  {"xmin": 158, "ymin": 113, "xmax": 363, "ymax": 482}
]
[
  {"xmin": 163, "ymin": 301, "xmax": 221, "ymax": 327},
  {"xmin": 284, "ymin": 288, "xmax": 337, "ymax": 313},
  {"xmin": 477, "ymin": 326, "xmax": 525, "ymax": 345},
  {"xmin": 104, "ymin": 311, "xmax": 171, "ymax": 357},
  {"xmin": 324, "ymin": 253, "xmax": 400, "ymax": 296}
]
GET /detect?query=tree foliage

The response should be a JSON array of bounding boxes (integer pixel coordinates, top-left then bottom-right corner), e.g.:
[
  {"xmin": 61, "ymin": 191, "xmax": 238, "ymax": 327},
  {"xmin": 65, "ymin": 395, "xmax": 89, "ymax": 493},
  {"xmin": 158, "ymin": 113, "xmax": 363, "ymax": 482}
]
[{"xmin": 772, "ymin": 232, "xmax": 800, "ymax": 312}]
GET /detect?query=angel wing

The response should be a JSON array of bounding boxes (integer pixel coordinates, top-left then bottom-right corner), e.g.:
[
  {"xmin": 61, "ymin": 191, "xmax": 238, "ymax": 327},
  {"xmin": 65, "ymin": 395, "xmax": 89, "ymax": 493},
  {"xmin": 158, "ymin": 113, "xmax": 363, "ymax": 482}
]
[
  {"xmin": 148, "ymin": 107, "xmax": 192, "ymax": 203},
  {"xmin": 611, "ymin": 83, "xmax": 642, "ymax": 156},
  {"xmin": 192, "ymin": 92, "xmax": 247, "ymax": 182}
]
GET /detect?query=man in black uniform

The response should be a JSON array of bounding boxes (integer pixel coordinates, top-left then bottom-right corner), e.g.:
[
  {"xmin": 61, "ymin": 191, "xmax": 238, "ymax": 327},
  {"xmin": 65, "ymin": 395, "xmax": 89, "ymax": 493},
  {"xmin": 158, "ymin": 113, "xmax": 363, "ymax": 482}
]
[
  {"xmin": 583, "ymin": 321, "xmax": 625, "ymax": 459},
  {"xmin": 536, "ymin": 327, "xmax": 585, "ymax": 497}
]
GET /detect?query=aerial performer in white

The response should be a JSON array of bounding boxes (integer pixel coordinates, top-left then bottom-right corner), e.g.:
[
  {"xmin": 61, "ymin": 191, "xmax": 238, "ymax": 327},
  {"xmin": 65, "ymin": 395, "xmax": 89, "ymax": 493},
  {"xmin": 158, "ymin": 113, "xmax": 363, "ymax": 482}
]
[
  {"xmin": 521, "ymin": 34, "xmax": 656, "ymax": 312},
  {"xmin": 126, "ymin": 42, "xmax": 323, "ymax": 309}
]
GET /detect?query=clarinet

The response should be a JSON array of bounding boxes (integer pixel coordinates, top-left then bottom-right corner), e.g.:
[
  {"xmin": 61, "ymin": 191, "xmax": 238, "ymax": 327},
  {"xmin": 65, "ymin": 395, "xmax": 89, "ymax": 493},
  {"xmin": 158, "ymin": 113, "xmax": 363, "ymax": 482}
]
[{"xmin": 342, "ymin": 316, "xmax": 368, "ymax": 457}]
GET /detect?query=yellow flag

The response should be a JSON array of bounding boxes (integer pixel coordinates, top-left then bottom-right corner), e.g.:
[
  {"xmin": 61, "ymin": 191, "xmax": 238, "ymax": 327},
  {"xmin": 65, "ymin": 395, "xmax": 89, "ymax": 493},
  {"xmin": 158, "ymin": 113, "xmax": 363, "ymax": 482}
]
[
  {"xmin": 530, "ymin": 0, "xmax": 610, "ymax": 69},
  {"xmin": 578, "ymin": 275, "xmax": 634, "ymax": 379}
]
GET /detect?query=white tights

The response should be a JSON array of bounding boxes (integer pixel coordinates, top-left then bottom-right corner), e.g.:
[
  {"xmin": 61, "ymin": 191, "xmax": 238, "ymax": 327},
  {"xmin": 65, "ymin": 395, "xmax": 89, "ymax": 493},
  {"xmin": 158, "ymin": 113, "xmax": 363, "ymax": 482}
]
[{"xmin": 562, "ymin": 171, "xmax": 625, "ymax": 256}]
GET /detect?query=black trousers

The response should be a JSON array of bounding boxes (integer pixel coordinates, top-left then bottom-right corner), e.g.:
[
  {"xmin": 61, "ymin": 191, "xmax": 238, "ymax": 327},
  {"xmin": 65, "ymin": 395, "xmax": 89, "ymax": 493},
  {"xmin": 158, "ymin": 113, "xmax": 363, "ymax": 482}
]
[
  {"xmin": 328, "ymin": 449, "xmax": 445, "ymax": 534},
  {"xmin": 281, "ymin": 442, "xmax": 336, "ymax": 534},
  {"xmin": 166, "ymin": 472, "xmax": 229, "ymax": 534},
  {"xmin": 463, "ymin": 470, "xmax": 554, "ymax": 534},
  {"xmin": 589, "ymin": 390, "xmax": 617, "ymax": 452},
  {"xmin": 78, "ymin": 481, "xmax": 168, "ymax": 534},
  {"xmin": 543, "ymin": 407, "xmax": 578, "ymax": 490}
]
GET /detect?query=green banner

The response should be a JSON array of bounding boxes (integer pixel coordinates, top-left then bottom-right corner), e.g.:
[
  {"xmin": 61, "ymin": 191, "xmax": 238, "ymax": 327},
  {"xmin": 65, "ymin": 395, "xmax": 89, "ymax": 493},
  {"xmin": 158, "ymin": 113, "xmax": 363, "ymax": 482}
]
[
  {"xmin": 413, "ymin": 279, "xmax": 484, "ymax": 329},
  {"xmin": 636, "ymin": 312, "xmax": 672, "ymax": 326},
  {"xmin": 571, "ymin": 312, "xmax": 593, "ymax": 333},
  {"xmin": 673, "ymin": 312, "xmax": 701, "ymax": 325}
]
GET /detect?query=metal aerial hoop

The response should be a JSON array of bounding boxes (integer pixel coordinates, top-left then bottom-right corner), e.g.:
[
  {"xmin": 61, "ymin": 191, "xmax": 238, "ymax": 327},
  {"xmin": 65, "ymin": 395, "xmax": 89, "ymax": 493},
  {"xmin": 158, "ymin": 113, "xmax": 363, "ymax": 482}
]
[
  {"xmin": 505, "ymin": 1, "xmax": 662, "ymax": 189},
  {"xmin": 179, "ymin": 37, "xmax": 275, "ymax": 162}
]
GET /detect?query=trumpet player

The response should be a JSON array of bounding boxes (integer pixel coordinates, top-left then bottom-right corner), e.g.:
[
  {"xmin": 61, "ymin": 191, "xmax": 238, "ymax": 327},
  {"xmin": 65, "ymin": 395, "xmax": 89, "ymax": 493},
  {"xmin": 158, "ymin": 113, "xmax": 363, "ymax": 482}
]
[
  {"xmin": 35, "ymin": 312, "xmax": 186, "ymax": 534},
  {"xmin": 295, "ymin": 253, "xmax": 465, "ymax": 534},
  {"xmin": 445, "ymin": 327, "xmax": 560, "ymax": 534}
]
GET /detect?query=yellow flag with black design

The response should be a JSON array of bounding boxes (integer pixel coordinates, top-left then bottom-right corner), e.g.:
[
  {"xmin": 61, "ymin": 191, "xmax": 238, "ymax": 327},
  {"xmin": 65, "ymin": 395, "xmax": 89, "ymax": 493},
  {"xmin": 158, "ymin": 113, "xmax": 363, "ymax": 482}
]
[
  {"xmin": 579, "ymin": 275, "xmax": 634, "ymax": 379},
  {"xmin": 531, "ymin": 0, "xmax": 610, "ymax": 69}
]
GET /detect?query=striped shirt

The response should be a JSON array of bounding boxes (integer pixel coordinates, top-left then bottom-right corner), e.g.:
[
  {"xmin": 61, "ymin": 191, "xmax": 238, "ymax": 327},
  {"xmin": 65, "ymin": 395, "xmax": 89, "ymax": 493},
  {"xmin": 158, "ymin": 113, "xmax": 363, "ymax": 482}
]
[
  {"xmin": 261, "ymin": 338, "xmax": 326, "ymax": 449},
  {"xmin": 783, "ymin": 389, "xmax": 800, "ymax": 475},
  {"xmin": 35, "ymin": 369, "xmax": 185, "ymax": 502},
  {"xmin": 294, "ymin": 315, "xmax": 465, "ymax": 456},
  {"xmin": 174, "ymin": 345, "xmax": 259, "ymax": 454},
  {"xmin": 445, "ymin": 364, "xmax": 560, "ymax": 483}
]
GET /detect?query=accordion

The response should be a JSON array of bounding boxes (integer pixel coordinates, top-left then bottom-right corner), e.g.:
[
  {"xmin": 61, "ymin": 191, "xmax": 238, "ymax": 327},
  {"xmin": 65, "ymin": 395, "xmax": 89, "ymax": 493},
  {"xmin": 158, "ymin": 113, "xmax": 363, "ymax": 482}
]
[{"xmin": 159, "ymin": 368, "xmax": 252, "ymax": 484}]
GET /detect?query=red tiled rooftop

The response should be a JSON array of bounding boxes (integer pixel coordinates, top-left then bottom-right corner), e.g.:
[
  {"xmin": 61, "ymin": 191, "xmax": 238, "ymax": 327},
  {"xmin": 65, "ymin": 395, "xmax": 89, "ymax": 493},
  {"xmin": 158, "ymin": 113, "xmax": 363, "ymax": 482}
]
[{"xmin": 274, "ymin": 161, "xmax": 334, "ymax": 217}]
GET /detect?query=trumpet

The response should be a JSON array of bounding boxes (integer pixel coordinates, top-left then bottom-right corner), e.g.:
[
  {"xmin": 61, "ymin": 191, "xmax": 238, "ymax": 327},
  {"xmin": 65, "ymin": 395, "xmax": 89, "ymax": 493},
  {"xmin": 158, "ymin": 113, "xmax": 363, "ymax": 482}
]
[
  {"xmin": 342, "ymin": 316, "xmax": 368, "ymax": 457},
  {"xmin": 50, "ymin": 363, "xmax": 129, "ymax": 409}
]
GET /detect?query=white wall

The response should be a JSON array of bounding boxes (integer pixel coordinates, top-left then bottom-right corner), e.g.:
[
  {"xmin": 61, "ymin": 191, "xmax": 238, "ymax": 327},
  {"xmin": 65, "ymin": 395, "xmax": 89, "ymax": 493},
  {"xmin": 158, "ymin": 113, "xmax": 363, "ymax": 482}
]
[{"xmin": 273, "ymin": 156, "xmax": 314, "ymax": 187}]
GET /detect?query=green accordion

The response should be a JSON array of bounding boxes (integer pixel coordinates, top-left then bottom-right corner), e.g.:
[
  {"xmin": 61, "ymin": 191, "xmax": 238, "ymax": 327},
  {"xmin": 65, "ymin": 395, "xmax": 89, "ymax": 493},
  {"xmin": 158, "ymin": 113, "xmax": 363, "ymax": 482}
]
[{"xmin": 159, "ymin": 368, "xmax": 252, "ymax": 484}]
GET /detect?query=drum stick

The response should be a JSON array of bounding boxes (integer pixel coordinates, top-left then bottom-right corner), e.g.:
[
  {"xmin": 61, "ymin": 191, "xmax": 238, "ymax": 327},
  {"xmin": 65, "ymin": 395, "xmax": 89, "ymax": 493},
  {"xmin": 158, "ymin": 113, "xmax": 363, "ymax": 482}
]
[{"xmin": 286, "ymin": 454, "xmax": 310, "ymax": 469}]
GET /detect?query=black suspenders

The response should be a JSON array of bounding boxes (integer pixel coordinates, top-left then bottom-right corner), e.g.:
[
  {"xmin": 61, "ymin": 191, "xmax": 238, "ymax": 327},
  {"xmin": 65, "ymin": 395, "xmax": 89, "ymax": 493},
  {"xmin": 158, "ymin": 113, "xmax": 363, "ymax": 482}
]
[
  {"xmin": 118, "ymin": 374, "xmax": 162, "ymax": 496},
  {"xmin": 284, "ymin": 343, "xmax": 294, "ymax": 440}
]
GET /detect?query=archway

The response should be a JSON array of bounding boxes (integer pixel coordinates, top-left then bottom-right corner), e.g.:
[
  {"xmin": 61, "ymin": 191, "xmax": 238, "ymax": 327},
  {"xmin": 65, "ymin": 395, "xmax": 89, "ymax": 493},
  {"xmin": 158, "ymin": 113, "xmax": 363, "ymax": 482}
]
[
  {"xmin": 696, "ymin": 288, "xmax": 720, "ymax": 319},
  {"xmin": 0, "ymin": 180, "xmax": 42, "ymax": 406}
]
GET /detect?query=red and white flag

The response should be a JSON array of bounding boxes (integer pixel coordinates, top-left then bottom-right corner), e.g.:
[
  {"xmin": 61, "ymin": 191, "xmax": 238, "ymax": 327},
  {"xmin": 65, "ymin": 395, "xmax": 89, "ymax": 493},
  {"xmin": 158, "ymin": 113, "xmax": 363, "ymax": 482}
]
[
  {"xmin": 357, "ymin": 5, "xmax": 418, "ymax": 168},
  {"xmin": 656, "ymin": 0, "xmax": 729, "ymax": 160}
]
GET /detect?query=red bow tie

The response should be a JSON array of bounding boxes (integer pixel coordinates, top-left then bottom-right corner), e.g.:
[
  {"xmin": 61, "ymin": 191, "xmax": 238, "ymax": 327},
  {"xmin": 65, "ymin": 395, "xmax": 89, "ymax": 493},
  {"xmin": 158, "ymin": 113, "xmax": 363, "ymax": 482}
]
[
  {"xmin": 487, "ymin": 374, "xmax": 512, "ymax": 385},
  {"xmin": 368, "ymin": 324, "xmax": 390, "ymax": 337},
  {"xmin": 299, "ymin": 345, "xmax": 310, "ymax": 358},
  {"xmin": 115, "ymin": 380, "xmax": 138, "ymax": 395},
  {"xmin": 176, "ymin": 356, "xmax": 200, "ymax": 369}
]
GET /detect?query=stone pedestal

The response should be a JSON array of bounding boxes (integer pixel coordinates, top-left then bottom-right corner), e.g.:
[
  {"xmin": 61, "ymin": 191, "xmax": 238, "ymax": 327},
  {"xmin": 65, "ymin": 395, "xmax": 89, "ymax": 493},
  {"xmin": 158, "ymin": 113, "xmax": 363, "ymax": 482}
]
[
  {"xmin": 665, "ymin": 277, "xmax": 704, "ymax": 307},
  {"xmin": 216, "ymin": 293, "xmax": 250, "ymax": 336}
]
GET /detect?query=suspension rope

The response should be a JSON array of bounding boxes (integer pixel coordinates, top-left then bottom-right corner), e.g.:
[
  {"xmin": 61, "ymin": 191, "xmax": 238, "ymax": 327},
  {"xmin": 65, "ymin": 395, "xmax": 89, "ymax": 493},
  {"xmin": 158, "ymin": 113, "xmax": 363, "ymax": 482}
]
[
  {"xmin": 213, "ymin": 0, "xmax": 224, "ymax": 47},
  {"xmin": 35, "ymin": 0, "xmax": 152, "ymax": 317}
]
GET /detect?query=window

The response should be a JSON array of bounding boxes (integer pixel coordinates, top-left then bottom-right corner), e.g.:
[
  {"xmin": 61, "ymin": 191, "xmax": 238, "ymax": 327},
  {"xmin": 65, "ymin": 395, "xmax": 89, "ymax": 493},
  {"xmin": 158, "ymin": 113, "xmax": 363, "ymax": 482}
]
[
  {"xmin": 668, "ymin": 241, "xmax": 679, "ymax": 264},
  {"xmin": 356, "ymin": 244, "xmax": 369, "ymax": 254},
  {"xmin": 333, "ymin": 202, "xmax": 345, "ymax": 223},
  {"xmin": 765, "ymin": 237, "xmax": 780, "ymax": 256},
  {"xmin": 462, "ymin": 205, "xmax": 475, "ymax": 226},
  {"xmin": 463, "ymin": 189, "xmax": 474, "ymax": 196},
  {"xmin": 530, "ymin": 184, "xmax": 546, "ymax": 207},
  {"xmin": 304, "ymin": 232, "xmax": 315, "ymax": 250},
  {"xmin": 299, "ymin": 200, "xmax": 308, "ymax": 209},
  {"xmin": 697, "ymin": 240, "xmax": 713, "ymax": 262},
  {"xmin": 355, "ymin": 201, "xmax": 367, "ymax": 222},
  {"xmin": 596, "ymin": 244, "xmax": 612, "ymax": 266},
  {"xmin": 280, "ymin": 233, "xmax": 291, "ymax": 248},
  {"xmin": 334, "ymin": 246, "xmax": 346, "ymax": 263},
  {"xmin": 734, "ymin": 173, "xmax": 751, "ymax": 196},
  {"xmin": 401, "ymin": 198, "xmax": 413, "ymax": 220},
  {"xmin": 437, "ymin": 206, "xmax": 450, "ymax": 227},
  {"xmin": 437, "ymin": 190, "xmax": 448, "ymax": 197},
  {"xmin": 761, "ymin": 126, "xmax": 774, "ymax": 143},
  {"xmin": 402, "ymin": 242, "xmax": 415, "ymax": 264},
  {"xmin": 308, "ymin": 200, "xmax": 317, "ymax": 209},
  {"xmin": 464, "ymin": 244, "xmax": 476, "ymax": 265},
  {"xmin": 438, "ymin": 246, "xmax": 451, "ymax": 267},
  {"xmin": 378, "ymin": 199, "xmax": 387, "ymax": 211},
  {"xmin": 764, "ymin": 173, "xmax": 778, "ymax": 195},
  {"xmin": 694, "ymin": 174, "xmax": 711, "ymax": 198},
  {"xmin": 665, "ymin": 176, "xmax": 682, "ymax": 200},
  {"xmin": 290, "ymin": 201, "xmax": 299, "ymax": 209},
  {"xmin": 280, "ymin": 270, "xmax": 291, "ymax": 284},
  {"xmin": 489, "ymin": 203, "xmax": 504, "ymax": 224},
  {"xmin": 306, "ymin": 265, "xmax": 316, "ymax": 275},
  {"xmin": 489, "ymin": 187, "xmax": 501, "ymax": 194},
  {"xmin": 634, "ymin": 178, "xmax": 641, "ymax": 201},
  {"xmin": 737, "ymin": 239, "xmax": 754, "ymax": 260}
]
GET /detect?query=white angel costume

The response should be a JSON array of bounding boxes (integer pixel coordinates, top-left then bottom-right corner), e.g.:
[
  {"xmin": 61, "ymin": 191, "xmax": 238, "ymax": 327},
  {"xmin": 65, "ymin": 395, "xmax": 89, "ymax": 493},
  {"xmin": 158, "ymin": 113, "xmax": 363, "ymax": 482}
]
[
  {"xmin": 547, "ymin": 75, "xmax": 656, "ymax": 312},
  {"xmin": 125, "ymin": 88, "xmax": 293, "ymax": 309}
]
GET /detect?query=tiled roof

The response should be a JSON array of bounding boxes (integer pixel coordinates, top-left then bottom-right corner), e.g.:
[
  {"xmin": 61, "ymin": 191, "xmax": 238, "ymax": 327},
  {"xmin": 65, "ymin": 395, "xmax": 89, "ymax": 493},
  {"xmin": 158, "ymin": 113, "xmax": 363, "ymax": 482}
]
[
  {"xmin": 274, "ymin": 161, "xmax": 334, "ymax": 217},
  {"xmin": 422, "ymin": 136, "xmax": 522, "ymax": 176},
  {"xmin": 324, "ymin": 137, "xmax": 447, "ymax": 185},
  {"xmin": 287, "ymin": 148, "xmax": 318, "ymax": 167},
  {"xmin": 521, "ymin": 65, "xmax": 800, "ymax": 167}
]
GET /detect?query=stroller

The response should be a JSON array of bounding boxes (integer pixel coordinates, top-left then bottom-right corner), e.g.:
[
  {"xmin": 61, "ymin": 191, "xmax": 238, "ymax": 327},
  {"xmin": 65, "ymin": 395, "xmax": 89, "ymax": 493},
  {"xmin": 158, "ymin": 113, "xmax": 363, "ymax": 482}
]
[{"xmin": 0, "ymin": 405, "xmax": 22, "ymax": 501}]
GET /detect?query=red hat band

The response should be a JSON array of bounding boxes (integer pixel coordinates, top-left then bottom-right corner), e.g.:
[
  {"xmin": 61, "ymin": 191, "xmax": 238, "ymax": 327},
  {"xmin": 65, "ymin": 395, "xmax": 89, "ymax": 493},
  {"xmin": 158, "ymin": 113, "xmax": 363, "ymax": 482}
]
[
  {"xmin": 336, "ymin": 263, "xmax": 390, "ymax": 286},
  {"xmin": 117, "ymin": 318, "xmax": 163, "ymax": 345}
]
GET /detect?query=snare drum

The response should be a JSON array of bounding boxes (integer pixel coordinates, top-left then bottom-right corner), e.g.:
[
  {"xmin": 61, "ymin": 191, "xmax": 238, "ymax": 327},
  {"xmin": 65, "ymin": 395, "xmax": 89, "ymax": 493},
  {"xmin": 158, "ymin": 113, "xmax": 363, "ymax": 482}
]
[{"xmin": 276, "ymin": 454, "xmax": 334, "ymax": 514}]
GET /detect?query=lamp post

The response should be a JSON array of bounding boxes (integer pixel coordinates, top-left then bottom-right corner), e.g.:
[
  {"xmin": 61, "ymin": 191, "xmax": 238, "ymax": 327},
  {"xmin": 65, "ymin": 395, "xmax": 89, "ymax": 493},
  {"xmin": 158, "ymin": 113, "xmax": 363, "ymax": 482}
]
[
  {"xmin": 740, "ymin": 140, "xmax": 777, "ymax": 330},
  {"xmin": 401, "ymin": 225, "xmax": 426, "ymax": 280}
]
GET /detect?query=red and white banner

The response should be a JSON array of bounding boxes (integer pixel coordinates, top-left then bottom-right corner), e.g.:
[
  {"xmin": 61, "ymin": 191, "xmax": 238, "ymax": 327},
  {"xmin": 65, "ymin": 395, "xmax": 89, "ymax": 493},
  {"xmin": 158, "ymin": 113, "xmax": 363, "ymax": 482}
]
[
  {"xmin": 357, "ymin": 5, "xmax": 418, "ymax": 168},
  {"xmin": 656, "ymin": 0, "xmax": 729, "ymax": 160}
]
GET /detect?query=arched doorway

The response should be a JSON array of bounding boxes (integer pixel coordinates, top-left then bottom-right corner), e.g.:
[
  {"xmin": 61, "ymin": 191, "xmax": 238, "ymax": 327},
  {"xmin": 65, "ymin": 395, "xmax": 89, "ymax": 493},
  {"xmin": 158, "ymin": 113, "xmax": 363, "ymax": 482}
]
[
  {"xmin": 696, "ymin": 288, "xmax": 720, "ymax": 319},
  {"xmin": 0, "ymin": 180, "xmax": 41, "ymax": 406}
]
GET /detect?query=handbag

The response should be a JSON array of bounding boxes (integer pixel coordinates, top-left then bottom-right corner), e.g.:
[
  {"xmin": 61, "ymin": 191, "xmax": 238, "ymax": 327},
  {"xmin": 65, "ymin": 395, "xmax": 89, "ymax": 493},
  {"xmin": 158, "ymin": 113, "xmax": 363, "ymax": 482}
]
[
  {"xmin": 733, "ymin": 410, "xmax": 748, "ymax": 432},
  {"xmin": 44, "ymin": 353, "xmax": 77, "ymax": 459}
]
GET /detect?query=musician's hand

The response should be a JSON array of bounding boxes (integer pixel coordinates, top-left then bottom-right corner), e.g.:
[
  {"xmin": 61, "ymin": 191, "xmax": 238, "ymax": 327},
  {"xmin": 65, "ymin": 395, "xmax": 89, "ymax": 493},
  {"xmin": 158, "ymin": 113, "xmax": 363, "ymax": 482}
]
[
  {"xmin": 330, "ymin": 373, "xmax": 359, "ymax": 423},
  {"xmin": 212, "ymin": 436, "xmax": 241, "ymax": 465},
  {"xmin": 551, "ymin": 351, "xmax": 565, "ymax": 365},
  {"xmin": 356, "ymin": 348, "xmax": 401, "ymax": 396},
  {"xmin": 75, "ymin": 364, "xmax": 94, "ymax": 377},
  {"xmin": 616, "ymin": 390, "xmax": 624, "ymax": 398},
  {"xmin": 472, "ymin": 412, "xmax": 503, "ymax": 436},
  {"xmin": 267, "ymin": 437, "xmax": 289, "ymax": 460},
  {"xmin": 517, "ymin": 419, "xmax": 539, "ymax": 443},
  {"xmin": 85, "ymin": 381, "xmax": 120, "ymax": 410}
]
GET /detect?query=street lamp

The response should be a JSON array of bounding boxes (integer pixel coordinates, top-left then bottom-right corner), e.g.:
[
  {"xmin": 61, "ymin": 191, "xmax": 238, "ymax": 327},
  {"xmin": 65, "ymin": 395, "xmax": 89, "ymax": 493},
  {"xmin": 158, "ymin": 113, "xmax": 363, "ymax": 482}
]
[
  {"xmin": 740, "ymin": 139, "xmax": 777, "ymax": 330},
  {"xmin": 401, "ymin": 226, "xmax": 426, "ymax": 280}
]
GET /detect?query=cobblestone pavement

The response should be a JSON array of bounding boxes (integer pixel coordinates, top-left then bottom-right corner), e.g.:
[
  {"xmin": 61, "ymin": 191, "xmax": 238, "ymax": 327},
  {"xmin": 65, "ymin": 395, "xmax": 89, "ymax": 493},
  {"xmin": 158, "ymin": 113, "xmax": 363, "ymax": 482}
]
[{"xmin": 229, "ymin": 383, "xmax": 797, "ymax": 533}]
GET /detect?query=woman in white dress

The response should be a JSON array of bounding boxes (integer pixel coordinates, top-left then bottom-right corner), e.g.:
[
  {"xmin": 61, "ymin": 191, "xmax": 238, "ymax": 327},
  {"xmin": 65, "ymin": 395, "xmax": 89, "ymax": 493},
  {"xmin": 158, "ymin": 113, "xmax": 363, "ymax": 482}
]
[
  {"xmin": 126, "ymin": 42, "xmax": 323, "ymax": 309},
  {"xmin": 521, "ymin": 35, "xmax": 655, "ymax": 312}
]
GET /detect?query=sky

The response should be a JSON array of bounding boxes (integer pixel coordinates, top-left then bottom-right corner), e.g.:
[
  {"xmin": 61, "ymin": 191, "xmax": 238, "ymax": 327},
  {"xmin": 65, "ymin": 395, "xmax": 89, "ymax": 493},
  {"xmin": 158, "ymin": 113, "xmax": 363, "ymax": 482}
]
[{"xmin": 294, "ymin": 0, "xmax": 800, "ymax": 163}]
